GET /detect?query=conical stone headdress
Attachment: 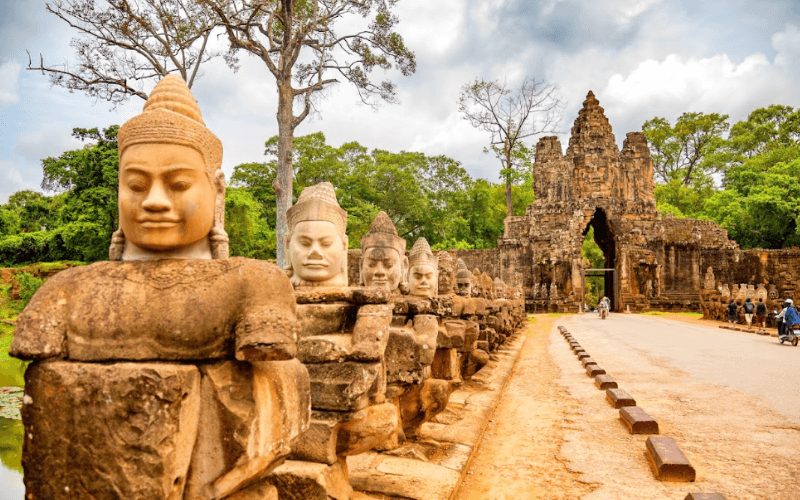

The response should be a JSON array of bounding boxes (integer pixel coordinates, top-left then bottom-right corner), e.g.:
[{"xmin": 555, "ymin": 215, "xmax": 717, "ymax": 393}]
[
  {"xmin": 118, "ymin": 75, "xmax": 222, "ymax": 177},
  {"xmin": 408, "ymin": 237, "xmax": 437, "ymax": 268},
  {"xmin": 456, "ymin": 259, "xmax": 472, "ymax": 283},
  {"xmin": 361, "ymin": 211, "xmax": 406, "ymax": 255},
  {"xmin": 286, "ymin": 182, "xmax": 347, "ymax": 236}
]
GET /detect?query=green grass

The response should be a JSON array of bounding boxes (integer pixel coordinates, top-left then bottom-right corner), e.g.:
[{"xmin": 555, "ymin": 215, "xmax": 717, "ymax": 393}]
[
  {"xmin": 0, "ymin": 284, "xmax": 27, "ymax": 388},
  {"xmin": 547, "ymin": 312, "xmax": 569, "ymax": 317}
]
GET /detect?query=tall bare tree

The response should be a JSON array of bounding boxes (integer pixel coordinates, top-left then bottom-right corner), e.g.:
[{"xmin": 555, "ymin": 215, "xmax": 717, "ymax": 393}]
[
  {"xmin": 459, "ymin": 77, "xmax": 562, "ymax": 217},
  {"xmin": 28, "ymin": 0, "xmax": 222, "ymax": 104},
  {"xmin": 206, "ymin": 0, "xmax": 416, "ymax": 267}
]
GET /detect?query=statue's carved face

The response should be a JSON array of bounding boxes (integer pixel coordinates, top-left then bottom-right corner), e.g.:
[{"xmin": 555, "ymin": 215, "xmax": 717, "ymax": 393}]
[
  {"xmin": 119, "ymin": 143, "xmax": 215, "ymax": 251},
  {"xmin": 362, "ymin": 247, "xmax": 403, "ymax": 290},
  {"xmin": 456, "ymin": 280, "xmax": 471, "ymax": 297},
  {"xmin": 409, "ymin": 264, "xmax": 436, "ymax": 297},
  {"xmin": 493, "ymin": 283, "xmax": 505, "ymax": 299},
  {"xmin": 288, "ymin": 220, "xmax": 345, "ymax": 282}
]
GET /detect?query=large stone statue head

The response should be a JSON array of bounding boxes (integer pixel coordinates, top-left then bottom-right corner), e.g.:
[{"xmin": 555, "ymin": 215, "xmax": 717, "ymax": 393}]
[
  {"xmin": 407, "ymin": 238, "xmax": 437, "ymax": 297},
  {"xmin": 285, "ymin": 182, "xmax": 348, "ymax": 287},
  {"xmin": 359, "ymin": 211, "xmax": 407, "ymax": 291},
  {"xmin": 112, "ymin": 75, "xmax": 228, "ymax": 261},
  {"xmin": 455, "ymin": 259, "xmax": 472, "ymax": 297},
  {"xmin": 437, "ymin": 251, "xmax": 456, "ymax": 295}
]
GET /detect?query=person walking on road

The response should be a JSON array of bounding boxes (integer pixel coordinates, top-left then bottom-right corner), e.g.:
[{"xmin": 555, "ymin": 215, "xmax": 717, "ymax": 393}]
[
  {"xmin": 755, "ymin": 298, "xmax": 767, "ymax": 333},
  {"xmin": 743, "ymin": 297, "xmax": 755, "ymax": 331},
  {"xmin": 781, "ymin": 299, "xmax": 800, "ymax": 343},
  {"xmin": 727, "ymin": 299, "xmax": 738, "ymax": 329}
]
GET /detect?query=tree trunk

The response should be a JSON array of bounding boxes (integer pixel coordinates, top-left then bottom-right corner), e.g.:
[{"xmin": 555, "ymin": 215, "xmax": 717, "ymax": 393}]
[
  {"xmin": 274, "ymin": 81, "xmax": 295, "ymax": 269},
  {"xmin": 504, "ymin": 144, "xmax": 513, "ymax": 217},
  {"xmin": 505, "ymin": 178, "xmax": 513, "ymax": 217}
]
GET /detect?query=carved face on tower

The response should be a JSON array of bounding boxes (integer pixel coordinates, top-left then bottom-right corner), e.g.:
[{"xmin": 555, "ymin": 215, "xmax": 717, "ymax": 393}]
[
  {"xmin": 360, "ymin": 211, "xmax": 407, "ymax": 291},
  {"xmin": 286, "ymin": 182, "xmax": 348, "ymax": 287},
  {"xmin": 455, "ymin": 259, "xmax": 472, "ymax": 297},
  {"xmin": 407, "ymin": 238, "xmax": 437, "ymax": 297},
  {"xmin": 115, "ymin": 75, "xmax": 227, "ymax": 261}
]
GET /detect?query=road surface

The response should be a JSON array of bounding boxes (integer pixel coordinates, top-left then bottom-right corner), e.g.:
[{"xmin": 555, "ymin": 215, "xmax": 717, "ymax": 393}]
[{"xmin": 455, "ymin": 313, "xmax": 800, "ymax": 500}]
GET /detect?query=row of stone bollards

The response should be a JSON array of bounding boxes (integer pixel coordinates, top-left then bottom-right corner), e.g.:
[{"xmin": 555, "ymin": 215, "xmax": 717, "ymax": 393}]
[{"xmin": 557, "ymin": 325, "xmax": 728, "ymax": 500}]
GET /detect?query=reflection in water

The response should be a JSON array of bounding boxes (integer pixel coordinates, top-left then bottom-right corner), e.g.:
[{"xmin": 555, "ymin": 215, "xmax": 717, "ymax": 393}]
[{"xmin": 0, "ymin": 417, "xmax": 23, "ymax": 498}]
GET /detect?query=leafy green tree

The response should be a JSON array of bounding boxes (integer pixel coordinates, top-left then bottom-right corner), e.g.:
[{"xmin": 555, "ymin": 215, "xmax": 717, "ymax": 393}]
[
  {"xmin": 0, "ymin": 208, "xmax": 21, "ymax": 238},
  {"xmin": 704, "ymin": 157, "xmax": 800, "ymax": 249},
  {"xmin": 225, "ymin": 187, "xmax": 276, "ymax": 260},
  {"xmin": 5, "ymin": 191, "xmax": 57, "ymax": 233},
  {"xmin": 653, "ymin": 178, "xmax": 715, "ymax": 219},
  {"xmin": 41, "ymin": 126, "xmax": 120, "ymax": 261},
  {"xmin": 643, "ymin": 112, "xmax": 729, "ymax": 186}
]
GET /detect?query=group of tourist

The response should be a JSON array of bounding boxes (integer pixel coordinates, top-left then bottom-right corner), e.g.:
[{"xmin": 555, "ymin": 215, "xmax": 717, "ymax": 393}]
[{"xmin": 727, "ymin": 296, "xmax": 800, "ymax": 341}]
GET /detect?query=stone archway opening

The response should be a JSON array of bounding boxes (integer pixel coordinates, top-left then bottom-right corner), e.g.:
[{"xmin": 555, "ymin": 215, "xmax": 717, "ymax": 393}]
[{"xmin": 582, "ymin": 207, "xmax": 617, "ymax": 311}]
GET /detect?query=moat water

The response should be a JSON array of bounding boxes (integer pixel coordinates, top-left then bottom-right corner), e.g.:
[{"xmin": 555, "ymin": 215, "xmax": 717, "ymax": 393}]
[{"xmin": 0, "ymin": 417, "xmax": 23, "ymax": 498}]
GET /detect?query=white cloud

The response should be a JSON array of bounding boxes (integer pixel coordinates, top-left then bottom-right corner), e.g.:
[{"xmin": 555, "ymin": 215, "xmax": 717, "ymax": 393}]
[
  {"xmin": 0, "ymin": 159, "xmax": 37, "ymax": 203},
  {"xmin": 470, "ymin": 0, "xmax": 507, "ymax": 38},
  {"xmin": 0, "ymin": 61, "xmax": 21, "ymax": 107},
  {"xmin": 395, "ymin": 0, "xmax": 466, "ymax": 57},
  {"xmin": 15, "ymin": 124, "xmax": 85, "ymax": 164},
  {"xmin": 601, "ymin": 26, "xmax": 800, "ymax": 129}
]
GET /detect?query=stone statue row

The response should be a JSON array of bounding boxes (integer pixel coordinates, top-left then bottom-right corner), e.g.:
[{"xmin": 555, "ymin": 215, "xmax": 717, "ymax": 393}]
[
  {"xmin": 700, "ymin": 267, "xmax": 783, "ymax": 325},
  {"xmin": 9, "ymin": 76, "xmax": 527, "ymax": 500}
]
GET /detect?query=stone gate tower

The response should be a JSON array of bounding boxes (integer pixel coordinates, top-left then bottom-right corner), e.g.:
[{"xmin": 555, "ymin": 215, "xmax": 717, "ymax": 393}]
[{"xmin": 495, "ymin": 91, "xmax": 737, "ymax": 312}]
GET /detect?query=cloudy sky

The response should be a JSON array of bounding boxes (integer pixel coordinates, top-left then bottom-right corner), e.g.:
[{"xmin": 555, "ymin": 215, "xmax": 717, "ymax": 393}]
[{"xmin": 1, "ymin": 0, "xmax": 799, "ymax": 204}]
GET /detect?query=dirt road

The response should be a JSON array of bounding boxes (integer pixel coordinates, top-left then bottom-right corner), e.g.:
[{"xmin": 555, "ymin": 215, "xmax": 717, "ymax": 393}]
[{"xmin": 455, "ymin": 313, "xmax": 800, "ymax": 500}]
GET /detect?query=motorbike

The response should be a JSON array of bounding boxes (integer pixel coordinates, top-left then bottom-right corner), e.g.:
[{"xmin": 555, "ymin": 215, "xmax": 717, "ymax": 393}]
[
  {"xmin": 782, "ymin": 324, "xmax": 800, "ymax": 346},
  {"xmin": 775, "ymin": 309, "xmax": 799, "ymax": 346},
  {"xmin": 599, "ymin": 304, "xmax": 609, "ymax": 320}
]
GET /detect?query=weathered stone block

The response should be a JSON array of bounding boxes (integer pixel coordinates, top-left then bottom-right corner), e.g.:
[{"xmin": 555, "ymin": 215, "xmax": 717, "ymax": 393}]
[
  {"xmin": 21, "ymin": 361, "xmax": 200, "ymax": 500},
  {"xmin": 337, "ymin": 403, "xmax": 400, "ymax": 456},
  {"xmin": 431, "ymin": 348, "xmax": 461, "ymax": 380},
  {"xmin": 460, "ymin": 321, "xmax": 479, "ymax": 353},
  {"xmin": 594, "ymin": 374, "xmax": 617, "ymax": 389},
  {"xmin": 350, "ymin": 304, "xmax": 393, "ymax": 361},
  {"xmin": 605, "ymin": 388, "xmax": 636, "ymax": 408},
  {"xmin": 291, "ymin": 418, "xmax": 339, "ymax": 465},
  {"xmin": 581, "ymin": 356, "xmax": 597, "ymax": 367},
  {"xmin": 298, "ymin": 334, "xmax": 352, "ymax": 363},
  {"xmin": 306, "ymin": 362, "xmax": 384, "ymax": 411},
  {"xmin": 438, "ymin": 321, "xmax": 466, "ymax": 349},
  {"xmin": 399, "ymin": 379, "xmax": 452, "ymax": 437},
  {"xmin": 267, "ymin": 458, "xmax": 352, "ymax": 500},
  {"xmin": 586, "ymin": 365, "xmax": 606, "ymax": 376},
  {"xmin": 577, "ymin": 352, "xmax": 590, "ymax": 360},
  {"xmin": 297, "ymin": 303, "xmax": 356, "ymax": 337},
  {"xmin": 684, "ymin": 494, "xmax": 728, "ymax": 500},
  {"xmin": 620, "ymin": 406, "xmax": 659, "ymax": 434},
  {"xmin": 645, "ymin": 436, "xmax": 696, "ymax": 482}
]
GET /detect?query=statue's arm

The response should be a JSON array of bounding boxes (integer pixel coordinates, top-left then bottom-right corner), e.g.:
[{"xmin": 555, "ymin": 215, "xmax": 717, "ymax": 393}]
[
  {"xmin": 9, "ymin": 272, "xmax": 72, "ymax": 360},
  {"xmin": 234, "ymin": 259, "xmax": 299, "ymax": 362}
]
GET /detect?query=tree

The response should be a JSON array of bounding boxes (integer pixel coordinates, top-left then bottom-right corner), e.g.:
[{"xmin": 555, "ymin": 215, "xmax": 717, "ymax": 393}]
[
  {"xmin": 458, "ymin": 76, "xmax": 562, "ymax": 217},
  {"xmin": 28, "ymin": 0, "xmax": 222, "ymax": 105},
  {"xmin": 42, "ymin": 126, "xmax": 121, "ymax": 261},
  {"xmin": 5, "ymin": 191, "xmax": 57, "ymax": 233},
  {"xmin": 642, "ymin": 112, "xmax": 729, "ymax": 186},
  {"xmin": 207, "ymin": 0, "xmax": 416, "ymax": 267}
]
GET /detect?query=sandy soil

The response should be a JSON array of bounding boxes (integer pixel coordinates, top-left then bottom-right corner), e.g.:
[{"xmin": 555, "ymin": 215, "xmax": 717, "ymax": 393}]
[
  {"xmin": 454, "ymin": 313, "xmax": 800, "ymax": 500},
  {"xmin": 454, "ymin": 315, "xmax": 597, "ymax": 500}
]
